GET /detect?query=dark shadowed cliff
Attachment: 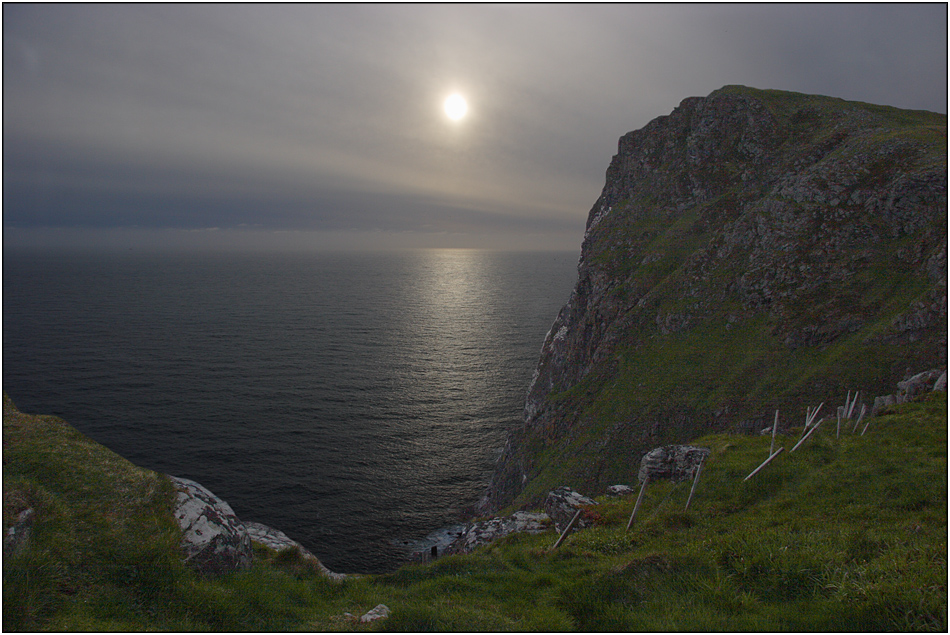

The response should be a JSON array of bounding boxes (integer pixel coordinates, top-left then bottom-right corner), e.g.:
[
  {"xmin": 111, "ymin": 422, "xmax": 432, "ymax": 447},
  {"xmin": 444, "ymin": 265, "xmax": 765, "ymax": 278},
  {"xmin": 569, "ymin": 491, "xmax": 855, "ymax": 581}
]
[{"xmin": 484, "ymin": 85, "xmax": 947, "ymax": 511}]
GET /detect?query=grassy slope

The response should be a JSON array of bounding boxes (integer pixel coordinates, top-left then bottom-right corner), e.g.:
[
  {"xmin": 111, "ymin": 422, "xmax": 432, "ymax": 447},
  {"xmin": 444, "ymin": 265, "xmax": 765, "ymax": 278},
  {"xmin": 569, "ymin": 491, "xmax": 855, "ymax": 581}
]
[{"xmin": 3, "ymin": 391, "xmax": 946, "ymax": 631}]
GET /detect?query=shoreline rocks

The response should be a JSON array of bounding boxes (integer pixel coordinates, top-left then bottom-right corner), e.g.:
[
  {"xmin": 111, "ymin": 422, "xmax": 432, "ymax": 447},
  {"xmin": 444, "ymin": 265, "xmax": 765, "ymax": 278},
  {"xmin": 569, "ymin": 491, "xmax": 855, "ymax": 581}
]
[{"xmin": 443, "ymin": 511, "xmax": 552, "ymax": 556}]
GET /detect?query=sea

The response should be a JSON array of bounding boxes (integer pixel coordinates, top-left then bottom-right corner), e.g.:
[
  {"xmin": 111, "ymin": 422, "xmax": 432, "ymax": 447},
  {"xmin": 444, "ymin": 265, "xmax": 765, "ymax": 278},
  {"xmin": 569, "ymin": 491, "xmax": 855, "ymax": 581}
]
[{"xmin": 2, "ymin": 248, "xmax": 579, "ymax": 573}]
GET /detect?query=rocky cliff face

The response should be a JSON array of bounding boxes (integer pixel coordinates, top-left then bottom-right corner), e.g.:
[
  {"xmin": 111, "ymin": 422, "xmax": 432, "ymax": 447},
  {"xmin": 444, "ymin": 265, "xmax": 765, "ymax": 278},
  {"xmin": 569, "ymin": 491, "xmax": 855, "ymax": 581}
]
[{"xmin": 484, "ymin": 85, "xmax": 947, "ymax": 511}]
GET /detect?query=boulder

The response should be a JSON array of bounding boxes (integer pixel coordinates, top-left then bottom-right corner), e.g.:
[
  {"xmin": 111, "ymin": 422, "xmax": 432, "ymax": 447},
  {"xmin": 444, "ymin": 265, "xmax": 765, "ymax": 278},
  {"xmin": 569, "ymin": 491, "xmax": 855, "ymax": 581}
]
[
  {"xmin": 638, "ymin": 445, "xmax": 710, "ymax": 484},
  {"xmin": 360, "ymin": 604, "xmax": 391, "ymax": 623},
  {"xmin": 897, "ymin": 369, "xmax": 945, "ymax": 401},
  {"xmin": 444, "ymin": 511, "xmax": 550, "ymax": 555},
  {"xmin": 606, "ymin": 484, "xmax": 634, "ymax": 497},
  {"xmin": 934, "ymin": 371, "xmax": 947, "ymax": 392},
  {"xmin": 169, "ymin": 476, "xmax": 252, "ymax": 575},
  {"xmin": 244, "ymin": 521, "xmax": 347, "ymax": 581},
  {"xmin": 544, "ymin": 487, "xmax": 597, "ymax": 533}
]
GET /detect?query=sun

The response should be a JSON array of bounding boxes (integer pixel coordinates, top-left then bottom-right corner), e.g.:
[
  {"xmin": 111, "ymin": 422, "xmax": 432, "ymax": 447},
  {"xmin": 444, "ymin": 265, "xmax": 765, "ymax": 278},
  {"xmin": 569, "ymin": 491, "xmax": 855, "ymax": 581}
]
[{"xmin": 444, "ymin": 93, "xmax": 468, "ymax": 121}]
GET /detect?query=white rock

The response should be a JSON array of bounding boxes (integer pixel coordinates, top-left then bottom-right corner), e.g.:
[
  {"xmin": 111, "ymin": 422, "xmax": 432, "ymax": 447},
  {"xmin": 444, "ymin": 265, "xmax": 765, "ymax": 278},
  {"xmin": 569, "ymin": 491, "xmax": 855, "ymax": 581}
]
[
  {"xmin": 445, "ymin": 512, "xmax": 551, "ymax": 555},
  {"xmin": 933, "ymin": 371, "xmax": 947, "ymax": 392},
  {"xmin": 360, "ymin": 604, "xmax": 390, "ymax": 623},
  {"xmin": 169, "ymin": 476, "xmax": 252, "ymax": 575}
]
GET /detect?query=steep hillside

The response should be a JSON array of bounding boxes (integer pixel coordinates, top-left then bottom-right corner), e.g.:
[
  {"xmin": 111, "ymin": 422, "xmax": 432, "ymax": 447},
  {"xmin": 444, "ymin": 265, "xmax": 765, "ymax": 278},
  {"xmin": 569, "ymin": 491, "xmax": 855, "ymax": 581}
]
[{"xmin": 485, "ymin": 85, "xmax": 947, "ymax": 510}]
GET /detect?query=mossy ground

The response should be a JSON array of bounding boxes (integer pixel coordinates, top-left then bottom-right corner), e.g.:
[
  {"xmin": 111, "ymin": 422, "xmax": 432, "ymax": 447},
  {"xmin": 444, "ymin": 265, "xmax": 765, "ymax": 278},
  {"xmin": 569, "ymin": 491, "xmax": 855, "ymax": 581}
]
[{"xmin": 4, "ymin": 392, "xmax": 945, "ymax": 631}]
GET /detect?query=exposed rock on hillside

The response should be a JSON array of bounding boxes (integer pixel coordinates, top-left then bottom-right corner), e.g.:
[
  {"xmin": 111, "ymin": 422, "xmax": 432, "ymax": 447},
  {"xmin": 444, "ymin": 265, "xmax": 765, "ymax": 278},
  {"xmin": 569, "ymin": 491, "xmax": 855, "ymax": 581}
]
[
  {"xmin": 170, "ymin": 477, "xmax": 349, "ymax": 579},
  {"xmin": 485, "ymin": 86, "xmax": 947, "ymax": 511},
  {"xmin": 170, "ymin": 476, "xmax": 252, "ymax": 575},
  {"xmin": 872, "ymin": 367, "xmax": 947, "ymax": 415},
  {"xmin": 638, "ymin": 445, "xmax": 710, "ymax": 483},
  {"xmin": 544, "ymin": 486, "xmax": 598, "ymax": 533}
]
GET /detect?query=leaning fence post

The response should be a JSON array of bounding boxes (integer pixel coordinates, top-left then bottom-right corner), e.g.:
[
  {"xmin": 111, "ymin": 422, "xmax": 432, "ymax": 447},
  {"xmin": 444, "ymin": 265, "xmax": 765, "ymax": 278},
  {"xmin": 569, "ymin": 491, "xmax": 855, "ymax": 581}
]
[
  {"xmin": 802, "ymin": 403, "xmax": 823, "ymax": 435},
  {"xmin": 847, "ymin": 391, "xmax": 859, "ymax": 419},
  {"xmin": 807, "ymin": 403, "xmax": 824, "ymax": 428},
  {"xmin": 552, "ymin": 508, "xmax": 583, "ymax": 550},
  {"xmin": 861, "ymin": 411, "xmax": 873, "ymax": 436},
  {"xmin": 626, "ymin": 476, "xmax": 650, "ymax": 531},
  {"xmin": 770, "ymin": 410, "xmax": 779, "ymax": 456},
  {"xmin": 743, "ymin": 447, "xmax": 784, "ymax": 481},
  {"xmin": 852, "ymin": 404, "xmax": 866, "ymax": 433},
  {"xmin": 684, "ymin": 456, "xmax": 705, "ymax": 511},
  {"xmin": 791, "ymin": 417, "xmax": 824, "ymax": 452}
]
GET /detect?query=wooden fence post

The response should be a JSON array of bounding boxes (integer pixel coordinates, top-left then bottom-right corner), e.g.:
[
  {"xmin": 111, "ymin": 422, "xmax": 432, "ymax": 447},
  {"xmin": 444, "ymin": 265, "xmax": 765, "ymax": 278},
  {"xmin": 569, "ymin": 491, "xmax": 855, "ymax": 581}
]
[
  {"xmin": 807, "ymin": 403, "xmax": 824, "ymax": 429},
  {"xmin": 552, "ymin": 508, "xmax": 583, "ymax": 550},
  {"xmin": 791, "ymin": 417, "xmax": 824, "ymax": 452},
  {"xmin": 743, "ymin": 447, "xmax": 784, "ymax": 481},
  {"xmin": 861, "ymin": 411, "xmax": 873, "ymax": 436},
  {"xmin": 770, "ymin": 410, "xmax": 779, "ymax": 456},
  {"xmin": 684, "ymin": 456, "xmax": 705, "ymax": 511},
  {"xmin": 847, "ymin": 391, "xmax": 859, "ymax": 419},
  {"xmin": 852, "ymin": 404, "xmax": 866, "ymax": 433},
  {"xmin": 625, "ymin": 476, "xmax": 650, "ymax": 531}
]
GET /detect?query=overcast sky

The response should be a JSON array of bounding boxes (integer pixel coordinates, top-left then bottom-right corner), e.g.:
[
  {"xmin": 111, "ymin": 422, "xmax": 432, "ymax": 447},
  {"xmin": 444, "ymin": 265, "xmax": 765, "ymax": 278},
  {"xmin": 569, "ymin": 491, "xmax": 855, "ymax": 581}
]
[{"xmin": 4, "ymin": 3, "xmax": 947, "ymax": 251}]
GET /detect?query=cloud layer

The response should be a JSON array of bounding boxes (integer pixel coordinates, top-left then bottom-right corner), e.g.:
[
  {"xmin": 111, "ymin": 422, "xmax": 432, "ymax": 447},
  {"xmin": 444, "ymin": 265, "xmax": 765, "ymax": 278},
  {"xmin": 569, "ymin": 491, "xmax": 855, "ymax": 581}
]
[{"xmin": 4, "ymin": 4, "xmax": 946, "ymax": 250}]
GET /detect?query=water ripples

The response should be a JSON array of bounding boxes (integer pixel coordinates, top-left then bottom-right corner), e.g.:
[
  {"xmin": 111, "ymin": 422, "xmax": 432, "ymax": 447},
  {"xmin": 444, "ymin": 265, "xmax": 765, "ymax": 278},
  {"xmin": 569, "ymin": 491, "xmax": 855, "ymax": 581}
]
[{"xmin": 3, "ymin": 248, "xmax": 577, "ymax": 572}]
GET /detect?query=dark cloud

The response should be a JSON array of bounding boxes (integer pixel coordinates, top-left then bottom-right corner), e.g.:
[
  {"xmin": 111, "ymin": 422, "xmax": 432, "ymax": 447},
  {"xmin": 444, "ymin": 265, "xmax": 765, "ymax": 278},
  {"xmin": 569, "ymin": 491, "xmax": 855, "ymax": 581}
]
[{"xmin": 3, "ymin": 4, "xmax": 945, "ymax": 250}]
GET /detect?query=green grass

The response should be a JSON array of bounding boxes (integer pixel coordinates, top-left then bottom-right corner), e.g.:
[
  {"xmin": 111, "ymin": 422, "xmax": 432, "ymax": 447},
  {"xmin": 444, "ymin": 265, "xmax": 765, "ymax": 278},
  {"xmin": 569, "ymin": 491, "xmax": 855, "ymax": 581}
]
[{"xmin": 4, "ymin": 391, "xmax": 945, "ymax": 631}]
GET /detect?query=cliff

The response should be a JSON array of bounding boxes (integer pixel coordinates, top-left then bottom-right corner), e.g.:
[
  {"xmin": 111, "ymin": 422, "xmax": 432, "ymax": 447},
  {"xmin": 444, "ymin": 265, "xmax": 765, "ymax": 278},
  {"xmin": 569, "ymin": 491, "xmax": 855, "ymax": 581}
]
[{"xmin": 484, "ymin": 85, "xmax": 947, "ymax": 511}]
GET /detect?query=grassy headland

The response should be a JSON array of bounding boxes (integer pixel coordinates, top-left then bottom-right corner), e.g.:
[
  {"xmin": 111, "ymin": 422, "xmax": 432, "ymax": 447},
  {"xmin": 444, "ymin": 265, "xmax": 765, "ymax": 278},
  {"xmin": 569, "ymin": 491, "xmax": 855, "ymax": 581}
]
[
  {"xmin": 3, "ymin": 390, "xmax": 945, "ymax": 631},
  {"xmin": 500, "ymin": 86, "xmax": 947, "ymax": 511}
]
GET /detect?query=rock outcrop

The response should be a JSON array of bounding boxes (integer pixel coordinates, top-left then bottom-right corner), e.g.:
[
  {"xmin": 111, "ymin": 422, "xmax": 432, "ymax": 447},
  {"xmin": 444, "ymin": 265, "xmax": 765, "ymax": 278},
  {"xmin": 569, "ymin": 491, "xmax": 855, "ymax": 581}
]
[
  {"xmin": 485, "ymin": 86, "xmax": 947, "ymax": 511},
  {"xmin": 169, "ymin": 476, "xmax": 252, "ymax": 575},
  {"xmin": 637, "ymin": 445, "xmax": 710, "ymax": 483},
  {"xmin": 544, "ymin": 487, "xmax": 598, "ymax": 533},
  {"xmin": 872, "ymin": 367, "xmax": 947, "ymax": 415},
  {"xmin": 168, "ymin": 478, "xmax": 350, "ymax": 579}
]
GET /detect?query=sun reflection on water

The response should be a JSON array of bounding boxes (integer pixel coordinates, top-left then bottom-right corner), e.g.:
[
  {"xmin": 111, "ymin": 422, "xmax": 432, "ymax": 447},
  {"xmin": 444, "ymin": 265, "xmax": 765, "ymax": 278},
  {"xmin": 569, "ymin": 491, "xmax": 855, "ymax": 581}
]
[{"xmin": 407, "ymin": 249, "xmax": 497, "ymax": 402}]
